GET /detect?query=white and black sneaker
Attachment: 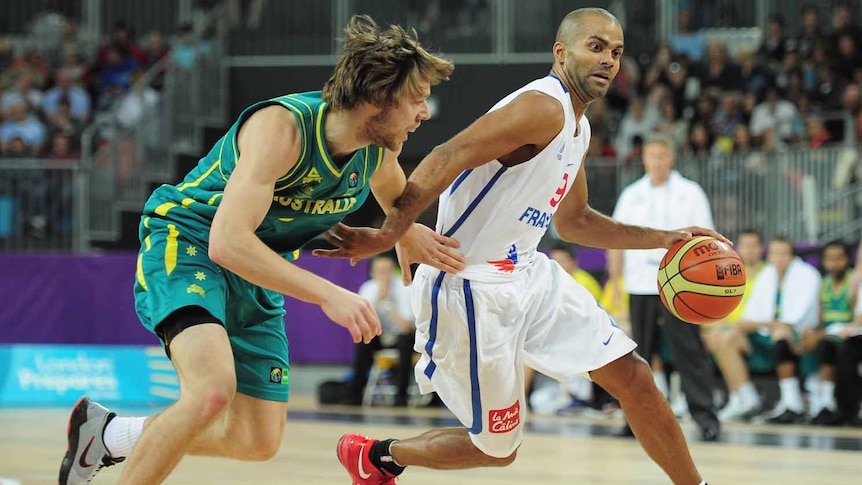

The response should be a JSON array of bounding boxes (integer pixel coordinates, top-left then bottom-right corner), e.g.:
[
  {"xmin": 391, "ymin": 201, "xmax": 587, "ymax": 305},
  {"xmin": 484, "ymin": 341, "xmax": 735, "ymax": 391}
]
[{"xmin": 58, "ymin": 397, "xmax": 124, "ymax": 484}]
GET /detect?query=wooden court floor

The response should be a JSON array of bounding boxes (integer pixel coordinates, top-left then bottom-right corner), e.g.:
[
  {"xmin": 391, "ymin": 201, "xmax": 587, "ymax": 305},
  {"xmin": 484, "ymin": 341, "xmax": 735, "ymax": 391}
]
[{"xmin": 2, "ymin": 394, "xmax": 861, "ymax": 484}]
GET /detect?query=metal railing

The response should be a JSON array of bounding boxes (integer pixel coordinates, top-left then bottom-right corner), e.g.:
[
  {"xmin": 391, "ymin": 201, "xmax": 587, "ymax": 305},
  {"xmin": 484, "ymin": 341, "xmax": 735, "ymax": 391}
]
[
  {"xmin": 0, "ymin": 158, "xmax": 86, "ymax": 252},
  {"xmin": 584, "ymin": 145, "xmax": 862, "ymax": 245},
  {"xmin": 80, "ymin": 5, "xmax": 228, "ymax": 244}
]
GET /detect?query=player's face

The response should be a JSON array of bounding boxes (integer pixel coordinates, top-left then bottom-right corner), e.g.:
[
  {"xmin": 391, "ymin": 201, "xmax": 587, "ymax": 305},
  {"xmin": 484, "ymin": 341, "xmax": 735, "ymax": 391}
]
[
  {"xmin": 822, "ymin": 246, "xmax": 849, "ymax": 275},
  {"xmin": 767, "ymin": 241, "xmax": 794, "ymax": 272},
  {"xmin": 642, "ymin": 142, "xmax": 674, "ymax": 182},
  {"xmin": 735, "ymin": 233, "xmax": 763, "ymax": 267},
  {"xmin": 365, "ymin": 82, "xmax": 432, "ymax": 151},
  {"xmin": 564, "ymin": 17, "xmax": 624, "ymax": 101}
]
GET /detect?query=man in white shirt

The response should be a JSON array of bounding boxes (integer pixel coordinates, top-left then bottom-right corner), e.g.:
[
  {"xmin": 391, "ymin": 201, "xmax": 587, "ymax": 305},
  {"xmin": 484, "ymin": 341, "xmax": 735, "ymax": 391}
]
[
  {"xmin": 345, "ymin": 254, "xmax": 415, "ymax": 407},
  {"xmin": 609, "ymin": 134, "xmax": 720, "ymax": 441}
]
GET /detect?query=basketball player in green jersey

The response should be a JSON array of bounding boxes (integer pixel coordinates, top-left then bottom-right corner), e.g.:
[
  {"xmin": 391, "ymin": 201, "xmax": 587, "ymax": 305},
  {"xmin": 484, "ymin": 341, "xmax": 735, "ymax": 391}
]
[{"xmin": 59, "ymin": 15, "xmax": 463, "ymax": 485}]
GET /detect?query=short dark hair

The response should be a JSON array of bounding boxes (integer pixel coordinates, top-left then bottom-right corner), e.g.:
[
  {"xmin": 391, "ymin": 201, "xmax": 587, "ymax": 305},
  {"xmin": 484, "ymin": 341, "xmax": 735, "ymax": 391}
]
[
  {"xmin": 822, "ymin": 240, "xmax": 849, "ymax": 257},
  {"xmin": 738, "ymin": 228, "xmax": 763, "ymax": 244}
]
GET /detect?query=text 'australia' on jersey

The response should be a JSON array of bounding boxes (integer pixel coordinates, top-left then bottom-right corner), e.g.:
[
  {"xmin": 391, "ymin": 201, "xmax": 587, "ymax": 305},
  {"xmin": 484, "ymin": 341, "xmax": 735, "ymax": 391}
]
[
  {"xmin": 139, "ymin": 91, "xmax": 385, "ymax": 259},
  {"xmin": 434, "ymin": 75, "xmax": 590, "ymax": 282}
]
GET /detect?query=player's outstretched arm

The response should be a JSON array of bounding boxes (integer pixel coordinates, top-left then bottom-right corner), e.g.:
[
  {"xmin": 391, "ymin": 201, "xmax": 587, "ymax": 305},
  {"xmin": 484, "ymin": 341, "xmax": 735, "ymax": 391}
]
[
  {"xmin": 209, "ymin": 106, "xmax": 380, "ymax": 343},
  {"xmin": 553, "ymin": 161, "xmax": 728, "ymax": 249},
  {"xmin": 368, "ymin": 148, "xmax": 466, "ymax": 282},
  {"xmin": 315, "ymin": 90, "xmax": 566, "ymax": 260}
]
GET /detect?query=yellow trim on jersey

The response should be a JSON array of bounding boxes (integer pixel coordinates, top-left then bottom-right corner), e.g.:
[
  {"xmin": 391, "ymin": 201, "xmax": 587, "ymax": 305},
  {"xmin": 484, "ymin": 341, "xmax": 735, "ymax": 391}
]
[
  {"xmin": 136, "ymin": 253, "xmax": 148, "ymax": 291},
  {"xmin": 207, "ymin": 193, "xmax": 223, "ymax": 205},
  {"xmin": 143, "ymin": 217, "xmax": 150, "ymax": 229},
  {"xmin": 154, "ymin": 202, "xmax": 178, "ymax": 216},
  {"xmin": 362, "ymin": 148, "xmax": 370, "ymax": 186},
  {"xmin": 275, "ymin": 99, "xmax": 308, "ymax": 183},
  {"xmin": 165, "ymin": 224, "xmax": 180, "ymax": 276},
  {"xmin": 179, "ymin": 142, "xmax": 223, "ymax": 191},
  {"xmin": 375, "ymin": 147, "xmax": 385, "ymax": 171},
  {"xmin": 144, "ymin": 235, "xmax": 152, "ymax": 251},
  {"xmin": 315, "ymin": 103, "xmax": 343, "ymax": 177},
  {"xmin": 181, "ymin": 198, "xmax": 195, "ymax": 209}
]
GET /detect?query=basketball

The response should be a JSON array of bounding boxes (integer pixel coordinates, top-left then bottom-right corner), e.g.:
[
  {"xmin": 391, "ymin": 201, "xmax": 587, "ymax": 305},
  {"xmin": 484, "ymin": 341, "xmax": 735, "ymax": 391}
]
[{"xmin": 657, "ymin": 236, "xmax": 747, "ymax": 325}]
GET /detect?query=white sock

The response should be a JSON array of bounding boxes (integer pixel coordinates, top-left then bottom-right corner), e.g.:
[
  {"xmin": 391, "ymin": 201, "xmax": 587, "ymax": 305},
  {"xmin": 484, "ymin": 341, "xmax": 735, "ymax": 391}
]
[
  {"xmin": 653, "ymin": 371, "xmax": 668, "ymax": 398},
  {"xmin": 738, "ymin": 382, "xmax": 760, "ymax": 408},
  {"xmin": 778, "ymin": 377, "xmax": 804, "ymax": 413},
  {"xmin": 819, "ymin": 381, "xmax": 837, "ymax": 412},
  {"xmin": 103, "ymin": 416, "xmax": 146, "ymax": 458}
]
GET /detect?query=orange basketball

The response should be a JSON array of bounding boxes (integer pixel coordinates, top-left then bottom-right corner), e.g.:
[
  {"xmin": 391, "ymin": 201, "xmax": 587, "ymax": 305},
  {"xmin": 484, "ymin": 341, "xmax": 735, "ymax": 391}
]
[{"xmin": 657, "ymin": 236, "xmax": 746, "ymax": 324}]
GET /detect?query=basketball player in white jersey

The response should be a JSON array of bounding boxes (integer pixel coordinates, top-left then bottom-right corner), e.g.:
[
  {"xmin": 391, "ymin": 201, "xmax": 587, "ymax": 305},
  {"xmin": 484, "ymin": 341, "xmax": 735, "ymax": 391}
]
[{"xmin": 316, "ymin": 8, "xmax": 721, "ymax": 485}]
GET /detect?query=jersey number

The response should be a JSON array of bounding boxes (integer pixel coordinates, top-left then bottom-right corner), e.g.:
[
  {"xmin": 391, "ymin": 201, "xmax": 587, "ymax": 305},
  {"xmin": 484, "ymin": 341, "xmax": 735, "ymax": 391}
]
[{"xmin": 549, "ymin": 173, "xmax": 569, "ymax": 208}]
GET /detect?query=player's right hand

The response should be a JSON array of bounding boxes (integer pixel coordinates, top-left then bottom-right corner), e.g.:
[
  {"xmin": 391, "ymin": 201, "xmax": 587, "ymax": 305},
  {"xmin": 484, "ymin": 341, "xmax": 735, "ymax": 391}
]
[{"xmin": 321, "ymin": 288, "xmax": 382, "ymax": 344}]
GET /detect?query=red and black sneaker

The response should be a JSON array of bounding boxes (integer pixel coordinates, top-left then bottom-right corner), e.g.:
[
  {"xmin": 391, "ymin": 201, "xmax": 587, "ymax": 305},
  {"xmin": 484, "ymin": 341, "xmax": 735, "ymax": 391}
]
[{"xmin": 336, "ymin": 433, "xmax": 397, "ymax": 485}]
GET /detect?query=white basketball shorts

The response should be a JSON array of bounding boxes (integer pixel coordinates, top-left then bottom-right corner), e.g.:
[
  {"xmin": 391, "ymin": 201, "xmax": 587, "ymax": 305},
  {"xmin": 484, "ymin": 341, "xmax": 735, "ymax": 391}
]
[{"xmin": 411, "ymin": 252, "xmax": 637, "ymax": 458}]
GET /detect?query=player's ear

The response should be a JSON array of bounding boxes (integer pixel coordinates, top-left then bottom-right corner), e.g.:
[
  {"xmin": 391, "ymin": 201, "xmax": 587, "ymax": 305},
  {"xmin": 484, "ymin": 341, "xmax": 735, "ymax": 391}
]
[{"xmin": 552, "ymin": 42, "xmax": 567, "ymax": 65}]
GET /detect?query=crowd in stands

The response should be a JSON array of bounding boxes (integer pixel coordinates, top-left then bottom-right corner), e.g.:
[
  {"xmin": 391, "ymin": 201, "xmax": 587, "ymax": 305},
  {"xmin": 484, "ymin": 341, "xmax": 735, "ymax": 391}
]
[
  {"xmin": 0, "ymin": 15, "xmax": 201, "ymax": 159},
  {"xmin": 592, "ymin": 4, "xmax": 862, "ymax": 162}
]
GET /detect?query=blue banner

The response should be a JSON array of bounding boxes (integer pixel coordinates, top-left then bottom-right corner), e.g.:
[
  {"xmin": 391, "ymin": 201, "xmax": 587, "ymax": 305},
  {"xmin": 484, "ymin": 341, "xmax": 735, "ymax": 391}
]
[{"xmin": 0, "ymin": 345, "xmax": 178, "ymax": 407}]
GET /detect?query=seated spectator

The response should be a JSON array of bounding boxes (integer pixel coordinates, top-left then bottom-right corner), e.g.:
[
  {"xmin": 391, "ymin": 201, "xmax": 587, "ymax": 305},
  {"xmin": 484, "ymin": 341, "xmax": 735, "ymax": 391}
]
[
  {"xmin": 803, "ymin": 241, "xmax": 854, "ymax": 425},
  {"xmin": 46, "ymin": 133, "xmax": 80, "ymax": 160},
  {"xmin": 46, "ymin": 98, "xmax": 85, "ymax": 141},
  {"xmin": 1, "ymin": 69, "xmax": 44, "ymax": 115},
  {"xmin": 4, "ymin": 136, "xmax": 28, "ymax": 157},
  {"xmin": 698, "ymin": 41, "xmax": 743, "ymax": 93},
  {"xmin": 670, "ymin": 10, "xmax": 705, "ymax": 61},
  {"xmin": 116, "ymin": 70, "xmax": 159, "ymax": 129},
  {"xmin": 11, "ymin": 48, "xmax": 50, "ymax": 89},
  {"xmin": 0, "ymin": 100, "xmax": 47, "ymax": 155},
  {"xmin": 548, "ymin": 245, "xmax": 602, "ymax": 301},
  {"xmin": 749, "ymin": 87, "xmax": 802, "ymax": 146},
  {"xmin": 97, "ymin": 46, "xmax": 139, "ymax": 109},
  {"xmin": 613, "ymin": 97, "xmax": 658, "ymax": 160},
  {"xmin": 144, "ymin": 31, "xmax": 170, "ymax": 90},
  {"xmin": 806, "ymin": 116, "xmax": 832, "ymax": 148},
  {"xmin": 832, "ymin": 34, "xmax": 862, "ymax": 83},
  {"xmin": 704, "ymin": 229, "xmax": 767, "ymax": 421},
  {"xmin": 41, "ymin": 68, "xmax": 91, "ymax": 122},
  {"xmin": 344, "ymin": 255, "xmax": 415, "ymax": 407},
  {"xmin": 724, "ymin": 237, "xmax": 821, "ymax": 424},
  {"xmin": 757, "ymin": 14, "xmax": 789, "ymax": 66},
  {"xmin": 794, "ymin": 5, "xmax": 824, "ymax": 61}
]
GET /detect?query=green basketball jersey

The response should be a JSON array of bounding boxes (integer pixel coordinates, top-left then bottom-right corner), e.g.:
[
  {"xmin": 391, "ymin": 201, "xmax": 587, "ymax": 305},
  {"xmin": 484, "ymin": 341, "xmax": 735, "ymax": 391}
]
[
  {"xmin": 140, "ymin": 91, "xmax": 385, "ymax": 258},
  {"xmin": 820, "ymin": 274, "xmax": 854, "ymax": 326}
]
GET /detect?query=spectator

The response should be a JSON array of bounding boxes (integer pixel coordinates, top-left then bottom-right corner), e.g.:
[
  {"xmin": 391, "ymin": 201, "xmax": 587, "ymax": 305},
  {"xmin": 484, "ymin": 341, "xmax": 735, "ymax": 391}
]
[
  {"xmin": 829, "ymin": 3, "xmax": 861, "ymax": 54},
  {"xmin": 116, "ymin": 70, "xmax": 159, "ymax": 129},
  {"xmin": 1, "ymin": 69, "xmax": 44, "ymax": 115},
  {"xmin": 11, "ymin": 48, "xmax": 50, "ymax": 89},
  {"xmin": 698, "ymin": 41, "xmax": 743, "ymax": 93},
  {"xmin": 655, "ymin": 97, "xmax": 689, "ymax": 150},
  {"xmin": 41, "ymin": 68, "xmax": 91, "ymax": 122},
  {"xmin": 548, "ymin": 245, "xmax": 602, "ymax": 301},
  {"xmin": 51, "ymin": 17, "xmax": 89, "ymax": 68},
  {"xmin": 804, "ymin": 241, "xmax": 854, "ymax": 425},
  {"xmin": 805, "ymin": 116, "xmax": 831, "ymax": 148},
  {"xmin": 0, "ymin": 37, "xmax": 13, "ymax": 75},
  {"xmin": 94, "ymin": 20, "xmax": 147, "ymax": 69},
  {"xmin": 670, "ymin": 9, "xmax": 705, "ymax": 61},
  {"xmin": 738, "ymin": 50, "xmax": 774, "ymax": 101},
  {"xmin": 0, "ymin": 99, "xmax": 47, "ymax": 155},
  {"xmin": 609, "ymin": 134, "xmax": 720, "ymax": 442},
  {"xmin": 749, "ymin": 87, "xmax": 802, "ymax": 146},
  {"xmin": 46, "ymin": 98, "xmax": 85, "ymax": 142},
  {"xmin": 143, "ymin": 31, "xmax": 170, "ymax": 90},
  {"xmin": 793, "ymin": 5, "xmax": 824, "ymax": 61},
  {"xmin": 97, "ymin": 46, "xmax": 139, "ymax": 108},
  {"xmin": 832, "ymin": 34, "xmax": 861, "ymax": 83},
  {"xmin": 46, "ymin": 133, "xmax": 79, "ymax": 160},
  {"xmin": 705, "ymin": 229, "xmax": 767, "ymax": 421},
  {"xmin": 4, "ymin": 136, "xmax": 28, "ymax": 157},
  {"xmin": 344, "ymin": 255, "xmax": 415, "ymax": 407},
  {"xmin": 613, "ymin": 97, "xmax": 658, "ymax": 160},
  {"xmin": 757, "ymin": 14, "xmax": 789, "ymax": 66},
  {"xmin": 730, "ymin": 237, "xmax": 821, "ymax": 424},
  {"xmin": 684, "ymin": 122, "xmax": 714, "ymax": 156}
]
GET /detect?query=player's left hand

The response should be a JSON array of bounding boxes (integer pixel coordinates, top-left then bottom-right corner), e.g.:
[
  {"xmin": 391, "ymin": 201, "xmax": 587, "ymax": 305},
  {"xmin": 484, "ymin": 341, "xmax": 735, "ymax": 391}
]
[
  {"xmin": 663, "ymin": 226, "xmax": 732, "ymax": 248},
  {"xmin": 312, "ymin": 223, "xmax": 397, "ymax": 262},
  {"xmin": 395, "ymin": 223, "xmax": 465, "ymax": 285}
]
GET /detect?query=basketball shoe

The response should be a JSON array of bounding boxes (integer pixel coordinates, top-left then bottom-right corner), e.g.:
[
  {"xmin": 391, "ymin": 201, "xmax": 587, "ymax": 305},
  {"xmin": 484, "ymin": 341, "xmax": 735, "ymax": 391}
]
[
  {"xmin": 59, "ymin": 396, "xmax": 124, "ymax": 484},
  {"xmin": 337, "ymin": 433, "xmax": 398, "ymax": 485}
]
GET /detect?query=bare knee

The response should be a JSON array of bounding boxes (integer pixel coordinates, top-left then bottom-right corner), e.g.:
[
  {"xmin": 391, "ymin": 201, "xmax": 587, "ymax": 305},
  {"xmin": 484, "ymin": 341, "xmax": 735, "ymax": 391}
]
[
  {"xmin": 181, "ymin": 381, "xmax": 236, "ymax": 424},
  {"xmin": 595, "ymin": 353, "xmax": 658, "ymax": 403}
]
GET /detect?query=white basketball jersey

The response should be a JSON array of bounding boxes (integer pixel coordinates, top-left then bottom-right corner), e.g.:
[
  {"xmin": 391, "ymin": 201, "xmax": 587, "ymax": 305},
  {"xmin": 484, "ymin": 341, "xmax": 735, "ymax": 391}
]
[{"xmin": 435, "ymin": 75, "xmax": 591, "ymax": 282}]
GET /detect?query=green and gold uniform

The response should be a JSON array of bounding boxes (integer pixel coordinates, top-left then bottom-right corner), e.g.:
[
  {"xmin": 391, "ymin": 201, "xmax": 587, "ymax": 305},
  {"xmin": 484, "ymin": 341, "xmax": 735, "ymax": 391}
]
[{"xmin": 134, "ymin": 91, "xmax": 385, "ymax": 401}]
